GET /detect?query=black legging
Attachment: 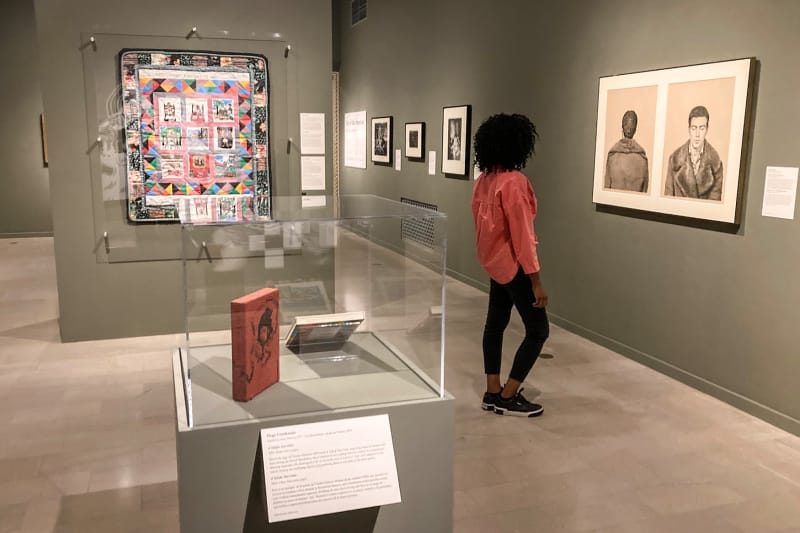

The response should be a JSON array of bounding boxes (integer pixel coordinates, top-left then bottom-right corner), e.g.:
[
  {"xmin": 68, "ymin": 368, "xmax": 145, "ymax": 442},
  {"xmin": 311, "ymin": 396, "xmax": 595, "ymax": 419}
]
[{"xmin": 483, "ymin": 267, "xmax": 550, "ymax": 382}]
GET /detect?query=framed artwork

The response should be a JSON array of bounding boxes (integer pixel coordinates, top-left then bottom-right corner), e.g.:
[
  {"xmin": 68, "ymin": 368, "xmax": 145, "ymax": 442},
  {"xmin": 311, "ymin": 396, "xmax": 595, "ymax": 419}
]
[
  {"xmin": 404, "ymin": 122, "xmax": 425, "ymax": 159},
  {"xmin": 371, "ymin": 116, "xmax": 392, "ymax": 164},
  {"xmin": 441, "ymin": 105, "xmax": 471, "ymax": 176},
  {"xmin": 40, "ymin": 113, "xmax": 48, "ymax": 167},
  {"xmin": 120, "ymin": 49, "xmax": 271, "ymax": 223},
  {"xmin": 592, "ymin": 58, "xmax": 755, "ymax": 224}
]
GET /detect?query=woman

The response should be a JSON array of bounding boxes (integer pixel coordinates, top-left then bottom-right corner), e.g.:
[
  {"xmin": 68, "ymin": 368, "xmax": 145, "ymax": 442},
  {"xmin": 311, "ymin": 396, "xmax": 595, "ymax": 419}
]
[{"xmin": 471, "ymin": 113, "xmax": 549, "ymax": 417}]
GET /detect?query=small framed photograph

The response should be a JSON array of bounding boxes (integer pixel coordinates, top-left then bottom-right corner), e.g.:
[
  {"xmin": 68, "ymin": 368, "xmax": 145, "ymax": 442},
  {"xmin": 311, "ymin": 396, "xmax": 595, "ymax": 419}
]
[
  {"xmin": 191, "ymin": 197, "xmax": 212, "ymax": 222},
  {"xmin": 371, "ymin": 116, "xmax": 392, "ymax": 164},
  {"xmin": 40, "ymin": 113, "xmax": 48, "ymax": 167},
  {"xmin": 160, "ymin": 126, "xmax": 183, "ymax": 151},
  {"xmin": 441, "ymin": 105, "xmax": 471, "ymax": 176},
  {"xmin": 215, "ymin": 126, "xmax": 235, "ymax": 150},
  {"xmin": 212, "ymin": 98, "xmax": 235, "ymax": 121},
  {"xmin": 186, "ymin": 98, "xmax": 208, "ymax": 122},
  {"xmin": 160, "ymin": 155, "xmax": 185, "ymax": 181},
  {"xmin": 187, "ymin": 126, "xmax": 209, "ymax": 151},
  {"xmin": 218, "ymin": 197, "xmax": 238, "ymax": 221},
  {"xmin": 188, "ymin": 154, "xmax": 209, "ymax": 179},
  {"xmin": 214, "ymin": 153, "xmax": 238, "ymax": 178},
  {"xmin": 158, "ymin": 97, "xmax": 182, "ymax": 122},
  {"xmin": 405, "ymin": 122, "xmax": 425, "ymax": 159}
]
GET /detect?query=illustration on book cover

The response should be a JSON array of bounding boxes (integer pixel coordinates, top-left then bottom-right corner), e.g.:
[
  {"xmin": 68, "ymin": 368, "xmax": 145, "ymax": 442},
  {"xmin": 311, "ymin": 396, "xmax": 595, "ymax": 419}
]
[{"xmin": 231, "ymin": 288, "xmax": 280, "ymax": 402}]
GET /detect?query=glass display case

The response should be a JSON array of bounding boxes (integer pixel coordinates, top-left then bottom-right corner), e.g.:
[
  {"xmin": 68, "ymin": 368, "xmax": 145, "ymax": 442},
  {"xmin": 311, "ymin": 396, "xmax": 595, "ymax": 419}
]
[{"xmin": 176, "ymin": 194, "xmax": 447, "ymax": 428}]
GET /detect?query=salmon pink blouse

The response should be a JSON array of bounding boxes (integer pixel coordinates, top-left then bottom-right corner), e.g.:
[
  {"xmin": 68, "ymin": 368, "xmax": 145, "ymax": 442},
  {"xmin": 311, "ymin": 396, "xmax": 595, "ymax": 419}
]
[{"xmin": 471, "ymin": 170, "xmax": 540, "ymax": 284}]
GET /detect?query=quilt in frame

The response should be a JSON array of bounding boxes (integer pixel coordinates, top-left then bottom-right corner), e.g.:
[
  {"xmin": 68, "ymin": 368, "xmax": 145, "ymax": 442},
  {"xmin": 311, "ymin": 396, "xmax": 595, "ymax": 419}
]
[{"xmin": 120, "ymin": 49, "xmax": 271, "ymax": 223}]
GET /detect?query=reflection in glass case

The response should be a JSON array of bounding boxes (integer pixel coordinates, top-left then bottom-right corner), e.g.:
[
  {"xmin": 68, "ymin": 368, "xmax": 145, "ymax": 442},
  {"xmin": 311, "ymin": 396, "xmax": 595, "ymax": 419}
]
[{"xmin": 177, "ymin": 195, "xmax": 447, "ymax": 429}]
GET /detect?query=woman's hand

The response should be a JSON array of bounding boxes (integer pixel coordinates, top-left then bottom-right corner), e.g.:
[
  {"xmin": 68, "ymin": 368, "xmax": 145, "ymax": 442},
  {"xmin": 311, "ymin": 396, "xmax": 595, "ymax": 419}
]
[
  {"xmin": 533, "ymin": 282, "xmax": 548, "ymax": 308},
  {"xmin": 529, "ymin": 272, "xmax": 548, "ymax": 308}
]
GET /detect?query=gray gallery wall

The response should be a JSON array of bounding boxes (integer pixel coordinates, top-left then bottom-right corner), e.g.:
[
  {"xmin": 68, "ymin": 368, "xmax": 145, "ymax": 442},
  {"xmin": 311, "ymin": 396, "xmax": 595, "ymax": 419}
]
[
  {"xmin": 34, "ymin": 0, "xmax": 332, "ymax": 341},
  {"xmin": 337, "ymin": 0, "xmax": 800, "ymax": 434},
  {"xmin": 1, "ymin": 0, "xmax": 52, "ymax": 237}
]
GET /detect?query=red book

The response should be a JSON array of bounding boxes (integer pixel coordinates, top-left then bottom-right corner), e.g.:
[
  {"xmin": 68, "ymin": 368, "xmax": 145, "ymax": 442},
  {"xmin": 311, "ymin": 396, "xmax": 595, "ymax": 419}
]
[{"xmin": 231, "ymin": 288, "xmax": 280, "ymax": 402}]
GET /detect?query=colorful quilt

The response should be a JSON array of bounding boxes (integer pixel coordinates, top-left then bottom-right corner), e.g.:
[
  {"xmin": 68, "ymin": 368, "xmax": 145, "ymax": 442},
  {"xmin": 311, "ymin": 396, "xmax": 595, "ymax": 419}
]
[{"xmin": 120, "ymin": 50, "xmax": 271, "ymax": 223}]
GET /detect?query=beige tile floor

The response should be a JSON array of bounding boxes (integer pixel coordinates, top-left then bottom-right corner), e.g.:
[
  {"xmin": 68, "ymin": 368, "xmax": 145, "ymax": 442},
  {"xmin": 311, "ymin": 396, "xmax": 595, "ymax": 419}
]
[{"xmin": 1, "ymin": 237, "xmax": 799, "ymax": 532}]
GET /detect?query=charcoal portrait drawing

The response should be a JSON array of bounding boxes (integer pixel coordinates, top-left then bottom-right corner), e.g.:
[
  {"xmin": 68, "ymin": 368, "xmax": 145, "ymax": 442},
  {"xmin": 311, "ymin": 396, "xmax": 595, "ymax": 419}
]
[
  {"xmin": 604, "ymin": 110, "xmax": 649, "ymax": 192},
  {"xmin": 664, "ymin": 105, "xmax": 723, "ymax": 201}
]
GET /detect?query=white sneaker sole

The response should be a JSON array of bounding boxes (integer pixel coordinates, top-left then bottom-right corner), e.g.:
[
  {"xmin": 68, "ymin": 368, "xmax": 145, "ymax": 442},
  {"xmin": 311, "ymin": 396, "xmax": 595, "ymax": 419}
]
[
  {"xmin": 480, "ymin": 402, "xmax": 496, "ymax": 411},
  {"xmin": 494, "ymin": 406, "xmax": 543, "ymax": 417}
]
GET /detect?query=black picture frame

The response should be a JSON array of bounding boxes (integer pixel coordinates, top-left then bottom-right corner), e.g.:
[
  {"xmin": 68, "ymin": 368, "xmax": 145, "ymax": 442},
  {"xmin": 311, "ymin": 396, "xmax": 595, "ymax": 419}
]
[
  {"xmin": 404, "ymin": 122, "xmax": 425, "ymax": 160},
  {"xmin": 441, "ymin": 105, "xmax": 471, "ymax": 177},
  {"xmin": 371, "ymin": 116, "xmax": 393, "ymax": 165}
]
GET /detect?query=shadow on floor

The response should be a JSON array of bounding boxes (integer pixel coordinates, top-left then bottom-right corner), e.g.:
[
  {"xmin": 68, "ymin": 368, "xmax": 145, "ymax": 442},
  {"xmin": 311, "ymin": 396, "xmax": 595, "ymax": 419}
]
[
  {"xmin": 53, "ymin": 481, "xmax": 178, "ymax": 533},
  {"xmin": 0, "ymin": 318, "xmax": 60, "ymax": 343}
]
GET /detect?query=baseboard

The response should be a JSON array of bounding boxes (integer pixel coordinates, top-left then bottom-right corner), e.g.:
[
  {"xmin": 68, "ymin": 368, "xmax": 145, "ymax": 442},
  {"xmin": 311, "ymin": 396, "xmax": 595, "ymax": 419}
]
[
  {"xmin": 0, "ymin": 232, "xmax": 53, "ymax": 239},
  {"xmin": 548, "ymin": 312, "xmax": 800, "ymax": 438},
  {"xmin": 446, "ymin": 269, "xmax": 488, "ymax": 292}
]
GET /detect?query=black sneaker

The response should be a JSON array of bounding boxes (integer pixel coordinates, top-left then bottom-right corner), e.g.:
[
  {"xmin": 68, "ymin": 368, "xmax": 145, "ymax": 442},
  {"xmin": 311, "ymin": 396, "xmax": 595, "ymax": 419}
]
[
  {"xmin": 493, "ymin": 389, "xmax": 543, "ymax": 417},
  {"xmin": 481, "ymin": 391, "xmax": 502, "ymax": 411}
]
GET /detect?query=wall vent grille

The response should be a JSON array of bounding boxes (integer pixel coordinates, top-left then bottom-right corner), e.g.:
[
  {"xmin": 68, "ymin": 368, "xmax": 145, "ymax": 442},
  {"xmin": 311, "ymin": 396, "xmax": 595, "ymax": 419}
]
[
  {"xmin": 400, "ymin": 197, "xmax": 437, "ymax": 248},
  {"xmin": 351, "ymin": 0, "xmax": 367, "ymax": 26}
]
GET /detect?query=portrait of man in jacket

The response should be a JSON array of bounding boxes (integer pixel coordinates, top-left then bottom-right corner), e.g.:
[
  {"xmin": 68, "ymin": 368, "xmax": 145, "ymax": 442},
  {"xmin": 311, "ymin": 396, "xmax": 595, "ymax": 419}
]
[
  {"xmin": 664, "ymin": 105, "xmax": 723, "ymax": 201},
  {"xmin": 604, "ymin": 110, "xmax": 649, "ymax": 192}
]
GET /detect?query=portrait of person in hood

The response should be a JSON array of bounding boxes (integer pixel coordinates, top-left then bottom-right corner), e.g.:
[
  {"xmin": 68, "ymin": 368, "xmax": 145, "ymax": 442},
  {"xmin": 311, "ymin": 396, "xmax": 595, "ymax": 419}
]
[{"xmin": 604, "ymin": 110, "xmax": 649, "ymax": 192}]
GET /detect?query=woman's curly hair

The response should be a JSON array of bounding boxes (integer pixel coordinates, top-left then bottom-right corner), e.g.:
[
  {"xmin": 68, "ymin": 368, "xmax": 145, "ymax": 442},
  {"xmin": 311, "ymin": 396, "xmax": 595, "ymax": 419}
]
[{"xmin": 474, "ymin": 113, "xmax": 538, "ymax": 172}]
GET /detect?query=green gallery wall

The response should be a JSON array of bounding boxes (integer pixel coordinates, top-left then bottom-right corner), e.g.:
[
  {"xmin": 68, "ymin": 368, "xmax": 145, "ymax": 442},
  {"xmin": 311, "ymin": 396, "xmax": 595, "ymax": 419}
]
[
  {"xmin": 33, "ymin": 0, "xmax": 333, "ymax": 341},
  {"xmin": 23, "ymin": 0, "xmax": 800, "ymax": 434},
  {"xmin": 1, "ymin": 0, "xmax": 52, "ymax": 237},
  {"xmin": 336, "ymin": 0, "xmax": 800, "ymax": 433}
]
